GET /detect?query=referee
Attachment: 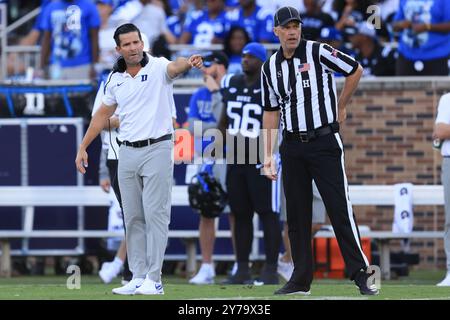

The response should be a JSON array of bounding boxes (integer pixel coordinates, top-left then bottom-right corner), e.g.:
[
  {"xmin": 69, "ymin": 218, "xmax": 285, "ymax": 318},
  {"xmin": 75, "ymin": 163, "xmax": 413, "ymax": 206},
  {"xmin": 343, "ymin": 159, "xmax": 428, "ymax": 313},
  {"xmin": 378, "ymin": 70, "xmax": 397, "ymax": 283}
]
[{"xmin": 261, "ymin": 7, "xmax": 378, "ymax": 296}]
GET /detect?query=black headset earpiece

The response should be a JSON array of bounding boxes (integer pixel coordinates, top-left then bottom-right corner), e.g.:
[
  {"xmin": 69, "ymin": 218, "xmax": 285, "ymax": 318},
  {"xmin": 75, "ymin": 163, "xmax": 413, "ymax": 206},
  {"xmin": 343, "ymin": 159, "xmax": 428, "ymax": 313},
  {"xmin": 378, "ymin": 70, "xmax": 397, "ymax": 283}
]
[
  {"xmin": 112, "ymin": 56, "xmax": 126, "ymax": 73},
  {"xmin": 140, "ymin": 53, "xmax": 149, "ymax": 67},
  {"xmin": 112, "ymin": 53, "xmax": 148, "ymax": 73}
]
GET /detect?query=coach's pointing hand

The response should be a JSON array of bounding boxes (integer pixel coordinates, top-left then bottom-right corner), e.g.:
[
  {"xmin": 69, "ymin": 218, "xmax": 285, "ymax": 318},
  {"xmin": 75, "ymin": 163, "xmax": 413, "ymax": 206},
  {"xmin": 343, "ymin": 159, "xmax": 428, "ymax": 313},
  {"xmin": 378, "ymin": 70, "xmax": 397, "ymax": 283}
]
[
  {"xmin": 188, "ymin": 54, "xmax": 203, "ymax": 69},
  {"xmin": 75, "ymin": 148, "xmax": 88, "ymax": 174}
]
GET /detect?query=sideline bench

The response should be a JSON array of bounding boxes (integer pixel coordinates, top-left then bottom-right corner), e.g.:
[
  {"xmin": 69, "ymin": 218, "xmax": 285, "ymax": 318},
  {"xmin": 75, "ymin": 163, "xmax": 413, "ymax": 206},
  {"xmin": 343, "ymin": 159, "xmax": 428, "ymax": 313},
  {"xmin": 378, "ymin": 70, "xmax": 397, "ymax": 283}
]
[{"xmin": 0, "ymin": 185, "xmax": 445, "ymax": 279}]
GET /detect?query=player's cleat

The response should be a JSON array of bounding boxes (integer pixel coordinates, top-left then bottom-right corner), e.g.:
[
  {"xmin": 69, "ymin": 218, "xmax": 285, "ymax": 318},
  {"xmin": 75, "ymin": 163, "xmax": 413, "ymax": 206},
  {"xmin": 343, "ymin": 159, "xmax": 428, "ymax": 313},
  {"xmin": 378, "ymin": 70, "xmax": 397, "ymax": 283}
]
[
  {"xmin": 274, "ymin": 281, "xmax": 311, "ymax": 295},
  {"xmin": 134, "ymin": 276, "xmax": 164, "ymax": 295},
  {"xmin": 121, "ymin": 279, "xmax": 130, "ymax": 286},
  {"xmin": 112, "ymin": 278, "xmax": 144, "ymax": 295},
  {"xmin": 221, "ymin": 271, "xmax": 252, "ymax": 285},
  {"xmin": 99, "ymin": 261, "xmax": 122, "ymax": 284},
  {"xmin": 437, "ymin": 273, "xmax": 450, "ymax": 286},
  {"xmin": 189, "ymin": 263, "xmax": 215, "ymax": 285},
  {"xmin": 277, "ymin": 258, "xmax": 294, "ymax": 282},
  {"xmin": 353, "ymin": 269, "xmax": 380, "ymax": 295},
  {"xmin": 253, "ymin": 272, "xmax": 279, "ymax": 285}
]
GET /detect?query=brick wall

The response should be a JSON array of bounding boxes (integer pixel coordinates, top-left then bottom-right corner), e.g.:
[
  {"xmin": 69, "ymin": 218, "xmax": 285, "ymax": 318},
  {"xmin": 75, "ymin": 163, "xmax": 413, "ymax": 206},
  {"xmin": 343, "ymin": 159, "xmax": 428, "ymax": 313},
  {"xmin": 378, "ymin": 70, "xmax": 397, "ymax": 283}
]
[{"xmin": 335, "ymin": 78, "xmax": 450, "ymax": 270}]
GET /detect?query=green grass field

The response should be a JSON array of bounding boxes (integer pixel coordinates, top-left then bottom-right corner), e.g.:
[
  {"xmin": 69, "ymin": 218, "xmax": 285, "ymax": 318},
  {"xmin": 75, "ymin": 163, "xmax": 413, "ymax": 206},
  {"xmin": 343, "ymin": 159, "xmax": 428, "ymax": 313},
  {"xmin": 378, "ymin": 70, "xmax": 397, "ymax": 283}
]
[{"xmin": 0, "ymin": 270, "xmax": 449, "ymax": 300}]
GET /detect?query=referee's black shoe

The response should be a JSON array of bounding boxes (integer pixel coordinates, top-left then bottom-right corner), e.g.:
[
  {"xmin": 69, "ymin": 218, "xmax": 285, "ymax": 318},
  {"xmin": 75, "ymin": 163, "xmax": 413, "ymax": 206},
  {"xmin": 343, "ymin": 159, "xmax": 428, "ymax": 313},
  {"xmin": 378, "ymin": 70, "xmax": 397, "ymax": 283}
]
[
  {"xmin": 274, "ymin": 281, "xmax": 311, "ymax": 295},
  {"xmin": 252, "ymin": 272, "xmax": 280, "ymax": 285},
  {"xmin": 353, "ymin": 269, "xmax": 380, "ymax": 295}
]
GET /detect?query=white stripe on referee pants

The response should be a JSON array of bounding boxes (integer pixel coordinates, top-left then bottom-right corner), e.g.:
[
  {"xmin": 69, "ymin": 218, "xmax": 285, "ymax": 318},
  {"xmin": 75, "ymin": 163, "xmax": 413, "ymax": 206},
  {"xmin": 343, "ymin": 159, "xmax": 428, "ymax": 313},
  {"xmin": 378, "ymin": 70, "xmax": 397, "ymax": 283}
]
[{"xmin": 334, "ymin": 133, "xmax": 370, "ymax": 266}]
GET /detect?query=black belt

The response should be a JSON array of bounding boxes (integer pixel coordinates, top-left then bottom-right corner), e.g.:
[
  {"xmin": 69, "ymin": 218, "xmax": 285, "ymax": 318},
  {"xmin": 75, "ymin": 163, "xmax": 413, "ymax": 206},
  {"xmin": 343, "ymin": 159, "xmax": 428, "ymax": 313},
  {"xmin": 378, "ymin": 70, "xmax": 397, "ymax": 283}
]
[
  {"xmin": 283, "ymin": 123, "xmax": 339, "ymax": 143},
  {"xmin": 117, "ymin": 133, "xmax": 172, "ymax": 148}
]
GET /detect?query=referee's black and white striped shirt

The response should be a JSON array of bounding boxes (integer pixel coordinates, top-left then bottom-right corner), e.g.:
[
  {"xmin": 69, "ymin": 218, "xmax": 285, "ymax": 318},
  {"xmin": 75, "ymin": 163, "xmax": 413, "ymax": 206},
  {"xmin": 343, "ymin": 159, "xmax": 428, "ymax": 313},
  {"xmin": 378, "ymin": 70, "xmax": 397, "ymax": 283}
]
[{"xmin": 261, "ymin": 39, "xmax": 359, "ymax": 133}]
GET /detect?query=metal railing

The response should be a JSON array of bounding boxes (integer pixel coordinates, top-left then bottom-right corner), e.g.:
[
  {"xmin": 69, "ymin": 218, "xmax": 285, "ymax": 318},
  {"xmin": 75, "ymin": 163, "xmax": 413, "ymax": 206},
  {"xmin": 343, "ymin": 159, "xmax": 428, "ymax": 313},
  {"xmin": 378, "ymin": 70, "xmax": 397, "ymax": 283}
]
[{"xmin": 0, "ymin": 5, "xmax": 41, "ymax": 80}]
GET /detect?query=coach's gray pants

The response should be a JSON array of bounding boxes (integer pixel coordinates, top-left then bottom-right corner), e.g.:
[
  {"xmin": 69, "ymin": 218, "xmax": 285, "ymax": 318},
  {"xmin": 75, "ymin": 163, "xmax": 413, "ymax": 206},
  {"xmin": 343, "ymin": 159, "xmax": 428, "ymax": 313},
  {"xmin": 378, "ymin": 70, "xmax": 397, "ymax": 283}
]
[
  {"xmin": 442, "ymin": 158, "xmax": 450, "ymax": 271},
  {"xmin": 118, "ymin": 140, "xmax": 173, "ymax": 282}
]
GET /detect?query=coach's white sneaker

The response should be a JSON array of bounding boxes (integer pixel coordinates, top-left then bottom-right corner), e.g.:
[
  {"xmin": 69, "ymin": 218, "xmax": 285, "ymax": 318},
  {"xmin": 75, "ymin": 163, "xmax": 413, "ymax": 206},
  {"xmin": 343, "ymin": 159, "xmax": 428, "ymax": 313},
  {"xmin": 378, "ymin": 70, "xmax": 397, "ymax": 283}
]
[
  {"xmin": 134, "ymin": 276, "xmax": 164, "ymax": 295},
  {"xmin": 112, "ymin": 278, "xmax": 144, "ymax": 295},
  {"xmin": 189, "ymin": 263, "xmax": 215, "ymax": 285},
  {"xmin": 99, "ymin": 261, "xmax": 122, "ymax": 284},
  {"xmin": 277, "ymin": 258, "xmax": 294, "ymax": 282},
  {"xmin": 437, "ymin": 273, "xmax": 450, "ymax": 286}
]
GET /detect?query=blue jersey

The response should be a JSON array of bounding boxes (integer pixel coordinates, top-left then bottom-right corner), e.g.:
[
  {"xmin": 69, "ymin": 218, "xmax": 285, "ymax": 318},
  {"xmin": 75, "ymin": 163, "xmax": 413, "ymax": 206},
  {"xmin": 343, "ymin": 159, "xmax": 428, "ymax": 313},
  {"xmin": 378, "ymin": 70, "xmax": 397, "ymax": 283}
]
[
  {"xmin": 227, "ymin": 54, "xmax": 242, "ymax": 75},
  {"xmin": 225, "ymin": 0, "xmax": 240, "ymax": 8},
  {"xmin": 167, "ymin": 15, "xmax": 182, "ymax": 39},
  {"xmin": 41, "ymin": 0, "xmax": 101, "ymax": 67},
  {"xmin": 169, "ymin": 0, "xmax": 184, "ymax": 13},
  {"xmin": 184, "ymin": 10, "xmax": 229, "ymax": 46},
  {"xmin": 33, "ymin": 0, "xmax": 52, "ymax": 31},
  {"xmin": 188, "ymin": 87, "xmax": 216, "ymax": 154},
  {"xmin": 226, "ymin": 6, "xmax": 276, "ymax": 42},
  {"xmin": 394, "ymin": 0, "xmax": 450, "ymax": 60},
  {"xmin": 99, "ymin": 0, "xmax": 129, "ymax": 11}
]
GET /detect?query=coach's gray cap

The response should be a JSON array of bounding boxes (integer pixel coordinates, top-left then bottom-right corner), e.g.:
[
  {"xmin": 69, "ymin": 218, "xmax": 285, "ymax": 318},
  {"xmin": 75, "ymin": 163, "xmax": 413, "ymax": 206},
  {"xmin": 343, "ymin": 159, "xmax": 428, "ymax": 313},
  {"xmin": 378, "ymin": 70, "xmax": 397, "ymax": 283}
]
[{"xmin": 274, "ymin": 6, "xmax": 302, "ymax": 27}]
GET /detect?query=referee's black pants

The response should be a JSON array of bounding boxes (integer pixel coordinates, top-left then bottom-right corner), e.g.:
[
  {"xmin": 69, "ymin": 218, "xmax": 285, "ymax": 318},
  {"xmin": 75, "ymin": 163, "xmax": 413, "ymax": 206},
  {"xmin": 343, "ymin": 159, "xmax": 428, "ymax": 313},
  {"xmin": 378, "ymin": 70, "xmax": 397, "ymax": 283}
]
[{"xmin": 280, "ymin": 132, "xmax": 369, "ymax": 288}]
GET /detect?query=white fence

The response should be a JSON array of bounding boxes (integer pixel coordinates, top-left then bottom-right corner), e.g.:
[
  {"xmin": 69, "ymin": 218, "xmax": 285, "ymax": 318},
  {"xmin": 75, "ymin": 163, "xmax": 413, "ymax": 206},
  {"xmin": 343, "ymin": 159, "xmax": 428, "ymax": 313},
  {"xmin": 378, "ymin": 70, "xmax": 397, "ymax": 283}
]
[{"xmin": 0, "ymin": 185, "xmax": 445, "ymax": 279}]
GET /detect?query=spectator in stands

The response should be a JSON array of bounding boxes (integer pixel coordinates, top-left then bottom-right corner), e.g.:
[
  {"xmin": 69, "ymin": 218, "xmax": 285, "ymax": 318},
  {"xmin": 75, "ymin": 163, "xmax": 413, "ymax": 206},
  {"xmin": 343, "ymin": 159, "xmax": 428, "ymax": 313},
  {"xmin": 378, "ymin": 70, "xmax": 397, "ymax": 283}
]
[
  {"xmin": 393, "ymin": 0, "xmax": 450, "ymax": 76},
  {"xmin": 300, "ymin": 0, "xmax": 335, "ymax": 41},
  {"xmin": 374, "ymin": 0, "xmax": 400, "ymax": 42},
  {"xmin": 179, "ymin": 0, "xmax": 228, "ymax": 47},
  {"xmin": 374, "ymin": 0, "xmax": 399, "ymax": 23},
  {"xmin": 39, "ymin": 0, "xmax": 101, "ymax": 80},
  {"xmin": 107, "ymin": 0, "xmax": 143, "ymax": 27},
  {"xmin": 317, "ymin": 26, "xmax": 343, "ymax": 49},
  {"xmin": 6, "ymin": 0, "xmax": 52, "ymax": 78},
  {"xmin": 223, "ymin": 26, "xmax": 250, "ymax": 74},
  {"xmin": 333, "ymin": 0, "xmax": 375, "ymax": 44},
  {"xmin": 156, "ymin": 0, "xmax": 183, "ymax": 42},
  {"xmin": 96, "ymin": 0, "xmax": 116, "ymax": 77},
  {"xmin": 186, "ymin": 51, "xmax": 236, "ymax": 285},
  {"xmin": 348, "ymin": 22, "xmax": 397, "ymax": 77},
  {"xmin": 168, "ymin": 0, "xmax": 185, "ymax": 14},
  {"xmin": 433, "ymin": 92, "xmax": 450, "ymax": 287},
  {"xmin": 257, "ymin": 0, "xmax": 304, "ymax": 14},
  {"xmin": 226, "ymin": 0, "xmax": 276, "ymax": 43},
  {"xmin": 18, "ymin": 0, "xmax": 52, "ymax": 46},
  {"xmin": 225, "ymin": 0, "xmax": 240, "ymax": 10},
  {"xmin": 176, "ymin": 0, "xmax": 204, "ymax": 24},
  {"xmin": 108, "ymin": 0, "xmax": 132, "ymax": 12},
  {"xmin": 133, "ymin": 1, "xmax": 177, "ymax": 46},
  {"xmin": 320, "ymin": 0, "xmax": 336, "ymax": 17}
]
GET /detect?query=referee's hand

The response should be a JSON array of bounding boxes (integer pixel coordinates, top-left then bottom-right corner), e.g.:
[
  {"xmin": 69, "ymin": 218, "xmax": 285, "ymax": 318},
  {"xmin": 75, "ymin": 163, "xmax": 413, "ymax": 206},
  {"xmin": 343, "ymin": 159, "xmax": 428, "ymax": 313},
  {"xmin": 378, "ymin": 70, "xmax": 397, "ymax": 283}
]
[
  {"xmin": 75, "ymin": 148, "xmax": 88, "ymax": 174},
  {"xmin": 263, "ymin": 158, "xmax": 278, "ymax": 181},
  {"xmin": 338, "ymin": 107, "xmax": 347, "ymax": 123}
]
